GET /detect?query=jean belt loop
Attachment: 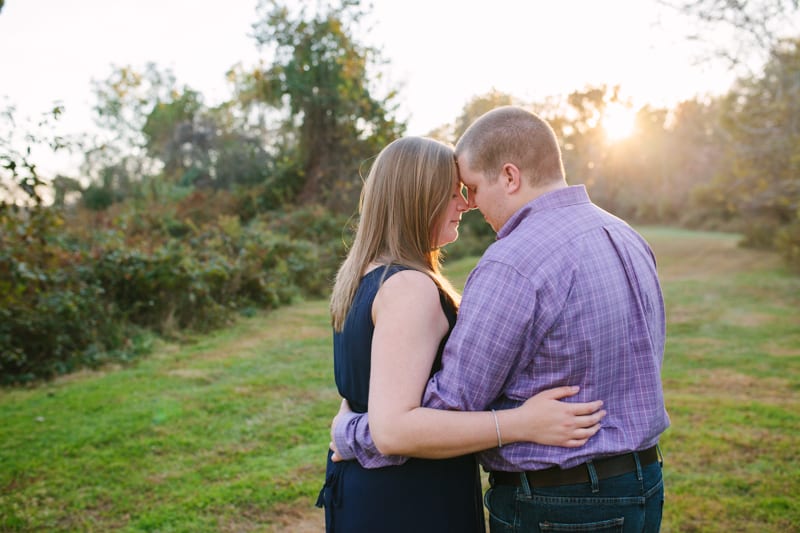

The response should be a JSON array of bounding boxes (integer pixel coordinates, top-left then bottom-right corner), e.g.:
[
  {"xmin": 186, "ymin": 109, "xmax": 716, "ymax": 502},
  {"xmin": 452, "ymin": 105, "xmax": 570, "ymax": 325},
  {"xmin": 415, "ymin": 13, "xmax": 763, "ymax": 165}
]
[
  {"xmin": 519, "ymin": 471, "xmax": 532, "ymax": 497},
  {"xmin": 633, "ymin": 449, "xmax": 643, "ymax": 482},
  {"xmin": 586, "ymin": 460, "xmax": 600, "ymax": 493}
]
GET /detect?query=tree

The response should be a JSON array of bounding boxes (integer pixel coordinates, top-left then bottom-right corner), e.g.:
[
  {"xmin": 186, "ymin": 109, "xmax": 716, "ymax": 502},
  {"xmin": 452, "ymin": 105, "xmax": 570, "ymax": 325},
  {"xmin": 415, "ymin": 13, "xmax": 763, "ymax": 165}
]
[
  {"xmin": 698, "ymin": 38, "xmax": 800, "ymax": 264},
  {"xmin": 83, "ymin": 63, "xmax": 183, "ymax": 201},
  {"xmin": 0, "ymin": 105, "xmax": 67, "ymax": 208},
  {"xmin": 660, "ymin": 0, "xmax": 800, "ymax": 71},
  {"xmin": 242, "ymin": 0, "xmax": 404, "ymax": 210},
  {"xmin": 663, "ymin": 98, "xmax": 726, "ymax": 224},
  {"xmin": 536, "ymin": 86, "xmax": 700, "ymax": 223},
  {"xmin": 141, "ymin": 88, "xmax": 212, "ymax": 182},
  {"xmin": 91, "ymin": 63, "xmax": 178, "ymax": 159},
  {"xmin": 52, "ymin": 175, "xmax": 83, "ymax": 207},
  {"xmin": 556, "ymin": 86, "xmax": 617, "ymax": 210}
]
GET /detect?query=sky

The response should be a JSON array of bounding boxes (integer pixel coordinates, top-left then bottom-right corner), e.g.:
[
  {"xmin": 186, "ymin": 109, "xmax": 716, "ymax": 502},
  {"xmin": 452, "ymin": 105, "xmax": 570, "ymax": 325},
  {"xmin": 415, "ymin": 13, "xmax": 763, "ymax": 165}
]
[{"xmin": 0, "ymin": 0, "xmax": 772, "ymax": 176}]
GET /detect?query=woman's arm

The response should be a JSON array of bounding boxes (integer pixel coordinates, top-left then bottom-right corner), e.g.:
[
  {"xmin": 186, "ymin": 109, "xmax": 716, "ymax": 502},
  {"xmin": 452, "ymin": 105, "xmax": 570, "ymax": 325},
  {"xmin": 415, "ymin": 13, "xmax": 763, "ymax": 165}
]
[
  {"xmin": 358, "ymin": 270, "xmax": 605, "ymax": 460},
  {"xmin": 332, "ymin": 387, "xmax": 604, "ymax": 461}
]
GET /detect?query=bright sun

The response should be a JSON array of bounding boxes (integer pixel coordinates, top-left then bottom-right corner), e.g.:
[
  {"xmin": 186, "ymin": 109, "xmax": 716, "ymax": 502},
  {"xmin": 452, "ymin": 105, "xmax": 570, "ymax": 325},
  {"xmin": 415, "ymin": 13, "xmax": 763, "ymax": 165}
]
[{"xmin": 602, "ymin": 105, "xmax": 637, "ymax": 141}]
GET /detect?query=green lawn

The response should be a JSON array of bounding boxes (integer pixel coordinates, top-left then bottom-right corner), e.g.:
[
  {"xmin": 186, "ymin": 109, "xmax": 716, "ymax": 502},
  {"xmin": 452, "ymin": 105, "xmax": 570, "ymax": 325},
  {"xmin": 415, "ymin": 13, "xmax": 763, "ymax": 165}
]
[{"xmin": 1, "ymin": 227, "xmax": 798, "ymax": 532}]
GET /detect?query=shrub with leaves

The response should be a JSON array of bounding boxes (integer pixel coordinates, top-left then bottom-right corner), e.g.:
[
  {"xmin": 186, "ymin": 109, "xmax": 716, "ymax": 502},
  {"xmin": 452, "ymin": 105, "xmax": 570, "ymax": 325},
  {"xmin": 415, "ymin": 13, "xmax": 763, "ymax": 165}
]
[{"xmin": 0, "ymin": 206, "xmax": 131, "ymax": 383}]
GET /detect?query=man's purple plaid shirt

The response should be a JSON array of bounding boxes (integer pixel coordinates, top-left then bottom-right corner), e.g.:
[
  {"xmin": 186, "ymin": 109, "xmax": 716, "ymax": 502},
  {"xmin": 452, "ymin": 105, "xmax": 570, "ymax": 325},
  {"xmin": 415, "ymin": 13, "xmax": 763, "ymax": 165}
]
[{"xmin": 334, "ymin": 185, "xmax": 670, "ymax": 471}]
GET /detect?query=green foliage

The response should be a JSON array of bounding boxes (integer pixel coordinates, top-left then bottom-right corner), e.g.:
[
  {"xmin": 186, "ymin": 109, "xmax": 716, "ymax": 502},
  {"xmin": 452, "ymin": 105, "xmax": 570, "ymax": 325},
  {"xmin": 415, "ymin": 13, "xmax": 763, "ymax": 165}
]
[
  {"xmin": 212, "ymin": 134, "xmax": 272, "ymax": 190},
  {"xmin": 0, "ymin": 107, "xmax": 129, "ymax": 383},
  {"xmin": 1, "ymin": 171, "xmax": 349, "ymax": 382},
  {"xmin": 91, "ymin": 63, "xmax": 178, "ymax": 151},
  {"xmin": 697, "ymin": 38, "xmax": 800, "ymax": 265},
  {"xmin": 1, "ymin": 106, "xmax": 66, "ymax": 209},
  {"xmin": 266, "ymin": 203, "xmax": 351, "ymax": 285},
  {"xmin": 85, "ymin": 197, "xmax": 348, "ymax": 324},
  {"xmin": 243, "ymin": 0, "xmax": 404, "ymax": 210},
  {"xmin": 0, "ymin": 209, "xmax": 124, "ymax": 383},
  {"xmin": 81, "ymin": 182, "xmax": 116, "ymax": 210},
  {"xmin": 229, "ymin": 152, "xmax": 306, "ymax": 216},
  {"xmin": 775, "ymin": 209, "xmax": 800, "ymax": 271},
  {"xmin": 142, "ymin": 88, "xmax": 210, "ymax": 177}
]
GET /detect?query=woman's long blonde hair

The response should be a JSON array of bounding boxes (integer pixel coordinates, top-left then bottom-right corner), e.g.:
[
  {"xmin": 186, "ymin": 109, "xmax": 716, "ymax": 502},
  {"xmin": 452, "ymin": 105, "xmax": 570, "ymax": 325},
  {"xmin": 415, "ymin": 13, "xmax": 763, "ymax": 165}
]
[{"xmin": 330, "ymin": 137, "xmax": 461, "ymax": 331}]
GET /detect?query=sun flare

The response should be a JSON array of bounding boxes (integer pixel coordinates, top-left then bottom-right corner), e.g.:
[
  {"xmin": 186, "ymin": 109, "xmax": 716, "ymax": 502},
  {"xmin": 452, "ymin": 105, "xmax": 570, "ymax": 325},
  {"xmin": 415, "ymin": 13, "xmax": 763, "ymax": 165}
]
[{"xmin": 602, "ymin": 105, "xmax": 637, "ymax": 141}]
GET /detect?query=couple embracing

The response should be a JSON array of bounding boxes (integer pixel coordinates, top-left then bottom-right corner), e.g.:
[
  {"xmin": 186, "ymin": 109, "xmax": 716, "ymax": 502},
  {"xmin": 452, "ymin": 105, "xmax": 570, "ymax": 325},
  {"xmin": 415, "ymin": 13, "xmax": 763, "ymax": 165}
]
[{"xmin": 317, "ymin": 106, "xmax": 669, "ymax": 532}]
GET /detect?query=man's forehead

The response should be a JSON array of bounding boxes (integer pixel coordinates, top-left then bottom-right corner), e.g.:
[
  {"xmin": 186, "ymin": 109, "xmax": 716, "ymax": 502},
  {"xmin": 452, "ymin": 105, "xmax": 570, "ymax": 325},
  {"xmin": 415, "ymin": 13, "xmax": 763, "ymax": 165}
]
[{"xmin": 457, "ymin": 165, "xmax": 480, "ymax": 185}]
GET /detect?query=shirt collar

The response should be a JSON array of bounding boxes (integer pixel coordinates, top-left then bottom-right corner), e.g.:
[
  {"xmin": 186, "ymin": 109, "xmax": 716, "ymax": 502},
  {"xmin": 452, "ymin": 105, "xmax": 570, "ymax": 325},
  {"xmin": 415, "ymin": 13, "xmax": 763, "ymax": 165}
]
[{"xmin": 496, "ymin": 185, "xmax": 591, "ymax": 239}]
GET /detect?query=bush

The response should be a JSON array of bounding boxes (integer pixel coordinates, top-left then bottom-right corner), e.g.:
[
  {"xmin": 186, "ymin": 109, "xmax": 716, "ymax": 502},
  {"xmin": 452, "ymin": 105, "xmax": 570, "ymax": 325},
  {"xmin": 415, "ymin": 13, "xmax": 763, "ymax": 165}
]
[
  {"xmin": 775, "ymin": 210, "xmax": 800, "ymax": 272},
  {"xmin": 0, "ymin": 191, "xmax": 349, "ymax": 383},
  {"xmin": 265, "ymin": 203, "xmax": 350, "ymax": 283},
  {"xmin": 91, "ymin": 242, "xmax": 232, "ymax": 334},
  {"xmin": 88, "ymin": 217, "xmax": 339, "ymax": 335},
  {"xmin": 0, "ymin": 208, "xmax": 128, "ymax": 383}
]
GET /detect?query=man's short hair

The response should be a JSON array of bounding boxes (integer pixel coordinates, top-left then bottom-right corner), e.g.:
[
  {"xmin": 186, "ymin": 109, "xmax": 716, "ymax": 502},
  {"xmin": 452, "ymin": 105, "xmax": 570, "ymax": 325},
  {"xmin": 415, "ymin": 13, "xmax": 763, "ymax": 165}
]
[{"xmin": 455, "ymin": 106, "xmax": 565, "ymax": 187}]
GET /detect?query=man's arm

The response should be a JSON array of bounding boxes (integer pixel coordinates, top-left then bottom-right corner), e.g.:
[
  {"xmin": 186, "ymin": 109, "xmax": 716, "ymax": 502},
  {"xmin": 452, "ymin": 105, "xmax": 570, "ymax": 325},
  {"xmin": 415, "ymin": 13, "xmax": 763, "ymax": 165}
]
[
  {"xmin": 424, "ymin": 260, "xmax": 539, "ymax": 411},
  {"xmin": 331, "ymin": 408, "xmax": 408, "ymax": 466}
]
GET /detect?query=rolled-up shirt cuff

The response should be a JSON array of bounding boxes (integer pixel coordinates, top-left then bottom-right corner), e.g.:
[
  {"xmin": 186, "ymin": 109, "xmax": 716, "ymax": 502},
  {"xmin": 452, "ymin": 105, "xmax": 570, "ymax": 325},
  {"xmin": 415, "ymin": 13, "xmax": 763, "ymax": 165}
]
[{"xmin": 332, "ymin": 411, "xmax": 362, "ymax": 461}]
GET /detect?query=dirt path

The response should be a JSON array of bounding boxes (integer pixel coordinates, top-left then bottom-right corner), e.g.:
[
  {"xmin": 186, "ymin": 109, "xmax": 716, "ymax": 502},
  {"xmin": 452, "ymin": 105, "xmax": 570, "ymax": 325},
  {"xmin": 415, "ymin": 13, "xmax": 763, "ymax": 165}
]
[{"xmin": 267, "ymin": 503, "xmax": 324, "ymax": 532}]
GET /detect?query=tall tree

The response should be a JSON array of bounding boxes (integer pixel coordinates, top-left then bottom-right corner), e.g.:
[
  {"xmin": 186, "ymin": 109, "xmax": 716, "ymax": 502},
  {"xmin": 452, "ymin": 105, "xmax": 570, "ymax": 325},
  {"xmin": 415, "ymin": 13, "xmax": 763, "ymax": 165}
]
[
  {"xmin": 558, "ymin": 87, "xmax": 614, "ymax": 207},
  {"xmin": 141, "ymin": 88, "xmax": 213, "ymax": 182},
  {"xmin": 91, "ymin": 64, "xmax": 178, "ymax": 159},
  {"xmin": 661, "ymin": 0, "xmax": 800, "ymax": 70},
  {"xmin": 84, "ymin": 63, "xmax": 182, "ymax": 199},
  {"xmin": 699, "ymin": 38, "xmax": 800, "ymax": 256},
  {"xmin": 242, "ymin": 0, "xmax": 404, "ymax": 209},
  {"xmin": 0, "ymin": 105, "xmax": 66, "ymax": 208}
]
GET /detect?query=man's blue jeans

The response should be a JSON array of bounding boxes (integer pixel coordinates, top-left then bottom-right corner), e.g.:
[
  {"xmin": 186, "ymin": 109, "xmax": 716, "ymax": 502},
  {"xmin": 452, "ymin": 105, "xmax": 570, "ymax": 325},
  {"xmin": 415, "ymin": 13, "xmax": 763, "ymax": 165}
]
[{"xmin": 484, "ymin": 458, "xmax": 663, "ymax": 532}]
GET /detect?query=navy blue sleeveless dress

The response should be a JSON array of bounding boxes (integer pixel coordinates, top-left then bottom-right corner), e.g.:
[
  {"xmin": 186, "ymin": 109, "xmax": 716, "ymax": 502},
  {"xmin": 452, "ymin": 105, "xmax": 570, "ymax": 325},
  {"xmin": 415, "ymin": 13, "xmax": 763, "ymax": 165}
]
[{"xmin": 317, "ymin": 265, "xmax": 485, "ymax": 532}]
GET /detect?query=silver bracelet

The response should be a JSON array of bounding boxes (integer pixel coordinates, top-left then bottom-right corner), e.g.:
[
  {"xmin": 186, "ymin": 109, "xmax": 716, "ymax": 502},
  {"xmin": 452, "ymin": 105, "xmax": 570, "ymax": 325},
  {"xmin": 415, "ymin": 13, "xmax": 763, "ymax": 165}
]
[{"xmin": 491, "ymin": 409, "xmax": 503, "ymax": 448}]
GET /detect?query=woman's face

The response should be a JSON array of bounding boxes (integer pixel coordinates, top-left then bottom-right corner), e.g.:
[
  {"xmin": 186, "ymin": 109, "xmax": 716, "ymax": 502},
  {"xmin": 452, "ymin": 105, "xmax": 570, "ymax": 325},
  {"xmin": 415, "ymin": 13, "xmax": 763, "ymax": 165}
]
[{"xmin": 434, "ymin": 177, "xmax": 469, "ymax": 247}]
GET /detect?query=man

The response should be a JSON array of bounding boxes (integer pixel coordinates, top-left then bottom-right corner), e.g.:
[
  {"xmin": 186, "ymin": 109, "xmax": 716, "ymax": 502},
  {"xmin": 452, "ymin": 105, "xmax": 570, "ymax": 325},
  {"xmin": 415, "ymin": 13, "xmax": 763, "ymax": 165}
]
[{"xmin": 334, "ymin": 106, "xmax": 669, "ymax": 531}]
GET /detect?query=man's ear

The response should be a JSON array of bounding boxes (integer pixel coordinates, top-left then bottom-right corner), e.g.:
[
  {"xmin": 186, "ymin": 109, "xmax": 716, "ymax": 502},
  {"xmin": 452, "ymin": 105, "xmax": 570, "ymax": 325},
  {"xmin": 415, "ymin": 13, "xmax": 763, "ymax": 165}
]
[{"xmin": 500, "ymin": 163, "xmax": 522, "ymax": 194}]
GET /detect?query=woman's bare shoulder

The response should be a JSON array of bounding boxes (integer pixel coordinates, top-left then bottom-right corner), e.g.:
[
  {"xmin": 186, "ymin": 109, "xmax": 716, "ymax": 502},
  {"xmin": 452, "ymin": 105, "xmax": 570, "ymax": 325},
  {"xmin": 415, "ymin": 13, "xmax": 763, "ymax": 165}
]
[{"xmin": 373, "ymin": 269, "xmax": 443, "ymax": 321}]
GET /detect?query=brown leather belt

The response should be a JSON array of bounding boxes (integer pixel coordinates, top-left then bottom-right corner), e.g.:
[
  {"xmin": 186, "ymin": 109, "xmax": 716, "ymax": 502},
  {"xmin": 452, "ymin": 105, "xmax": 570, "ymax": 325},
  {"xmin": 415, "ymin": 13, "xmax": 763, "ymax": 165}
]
[{"xmin": 489, "ymin": 445, "xmax": 660, "ymax": 488}]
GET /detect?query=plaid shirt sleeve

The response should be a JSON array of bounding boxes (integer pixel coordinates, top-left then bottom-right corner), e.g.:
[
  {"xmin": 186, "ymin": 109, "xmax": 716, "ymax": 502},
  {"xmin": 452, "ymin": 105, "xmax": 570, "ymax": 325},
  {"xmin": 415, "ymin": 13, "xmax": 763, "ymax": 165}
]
[
  {"xmin": 423, "ymin": 260, "xmax": 538, "ymax": 411},
  {"xmin": 332, "ymin": 411, "xmax": 408, "ymax": 468}
]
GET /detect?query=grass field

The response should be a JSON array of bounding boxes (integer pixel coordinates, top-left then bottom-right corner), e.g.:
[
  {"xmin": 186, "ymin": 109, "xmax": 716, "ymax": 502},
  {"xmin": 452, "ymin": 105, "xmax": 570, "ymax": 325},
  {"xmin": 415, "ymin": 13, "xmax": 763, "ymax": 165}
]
[{"xmin": 1, "ymin": 227, "xmax": 798, "ymax": 532}]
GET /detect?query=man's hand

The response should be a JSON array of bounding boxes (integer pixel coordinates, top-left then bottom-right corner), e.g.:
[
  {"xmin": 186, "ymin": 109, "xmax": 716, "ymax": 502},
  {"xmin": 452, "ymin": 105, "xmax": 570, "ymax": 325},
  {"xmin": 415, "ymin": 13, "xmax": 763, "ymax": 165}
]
[{"xmin": 329, "ymin": 398, "xmax": 353, "ymax": 462}]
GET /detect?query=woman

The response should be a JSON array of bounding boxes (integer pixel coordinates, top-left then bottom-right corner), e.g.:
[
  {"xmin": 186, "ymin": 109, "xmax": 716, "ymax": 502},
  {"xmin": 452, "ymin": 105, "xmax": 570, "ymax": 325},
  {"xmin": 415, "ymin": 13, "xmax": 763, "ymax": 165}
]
[{"xmin": 317, "ymin": 137, "xmax": 605, "ymax": 532}]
